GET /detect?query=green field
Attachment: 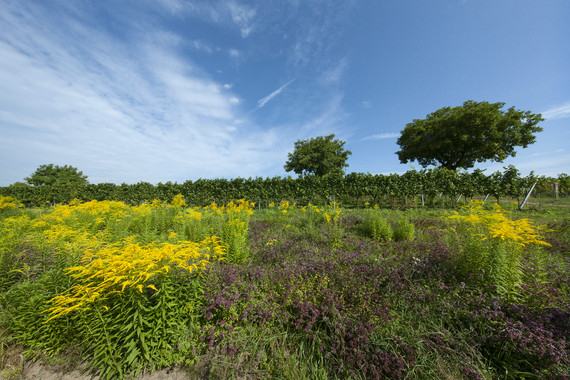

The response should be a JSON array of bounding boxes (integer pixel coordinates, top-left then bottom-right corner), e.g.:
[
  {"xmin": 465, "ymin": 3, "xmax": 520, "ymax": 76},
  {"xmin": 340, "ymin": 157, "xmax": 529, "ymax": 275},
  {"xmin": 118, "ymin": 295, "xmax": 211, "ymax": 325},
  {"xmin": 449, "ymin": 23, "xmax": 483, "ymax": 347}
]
[{"xmin": 0, "ymin": 196, "xmax": 568, "ymax": 379}]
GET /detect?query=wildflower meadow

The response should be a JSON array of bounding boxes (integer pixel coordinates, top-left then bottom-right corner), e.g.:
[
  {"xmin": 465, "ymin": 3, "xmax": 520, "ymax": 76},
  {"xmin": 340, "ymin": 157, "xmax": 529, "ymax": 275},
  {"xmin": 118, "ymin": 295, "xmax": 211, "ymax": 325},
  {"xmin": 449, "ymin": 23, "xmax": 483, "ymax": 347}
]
[{"xmin": 0, "ymin": 195, "xmax": 568, "ymax": 379}]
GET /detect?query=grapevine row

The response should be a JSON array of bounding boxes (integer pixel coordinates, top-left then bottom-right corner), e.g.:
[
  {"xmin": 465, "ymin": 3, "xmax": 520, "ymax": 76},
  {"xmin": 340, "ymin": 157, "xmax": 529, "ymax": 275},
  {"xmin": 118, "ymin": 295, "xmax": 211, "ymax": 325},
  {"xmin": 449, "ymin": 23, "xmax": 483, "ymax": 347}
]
[{"xmin": 1, "ymin": 165, "xmax": 567, "ymax": 207}]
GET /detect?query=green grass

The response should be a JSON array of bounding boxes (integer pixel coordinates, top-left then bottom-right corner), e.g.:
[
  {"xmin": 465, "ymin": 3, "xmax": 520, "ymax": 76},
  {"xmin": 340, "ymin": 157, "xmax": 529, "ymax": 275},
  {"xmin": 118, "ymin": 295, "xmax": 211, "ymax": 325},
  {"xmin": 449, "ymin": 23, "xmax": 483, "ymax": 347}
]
[{"xmin": 0, "ymin": 200, "xmax": 568, "ymax": 379}]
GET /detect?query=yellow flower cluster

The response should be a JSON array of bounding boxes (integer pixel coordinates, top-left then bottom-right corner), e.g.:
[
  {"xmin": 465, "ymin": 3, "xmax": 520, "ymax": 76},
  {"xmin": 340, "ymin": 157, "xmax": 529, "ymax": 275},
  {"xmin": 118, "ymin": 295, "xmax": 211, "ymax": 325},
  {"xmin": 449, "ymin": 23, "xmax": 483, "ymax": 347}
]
[
  {"xmin": 301, "ymin": 203, "xmax": 321, "ymax": 214},
  {"xmin": 205, "ymin": 199, "xmax": 254, "ymax": 215},
  {"xmin": 269, "ymin": 200, "xmax": 296, "ymax": 214},
  {"xmin": 0, "ymin": 196, "xmax": 23, "ymax": 211},
  {"xmin": 279, "ymin": 201, "xmax": 291, "ymax": 214},
  {"xmin": 45, "ymin": 235, "xmax": 225, "ymax": 321},
  {"xmin": 0, "ymin": 195, "xmax": 245, "ymax": 322},
  {"xmin": 448, "ymin": 201, "xmax": 550, "ymax": 247},
  {"xmin": 280, "ymin": 202, "xmax": 342, "ymax": 226},
  {"xmin": 171, "ymin": 194, "xmax": 186, "ymax": 207},
  {"xmin": 34, "ymin": 199, "xmax": 129, "ymax": 230},
  {"xmin": 323, "ymin": 209, "xmax": 342, "ymax": 224}
]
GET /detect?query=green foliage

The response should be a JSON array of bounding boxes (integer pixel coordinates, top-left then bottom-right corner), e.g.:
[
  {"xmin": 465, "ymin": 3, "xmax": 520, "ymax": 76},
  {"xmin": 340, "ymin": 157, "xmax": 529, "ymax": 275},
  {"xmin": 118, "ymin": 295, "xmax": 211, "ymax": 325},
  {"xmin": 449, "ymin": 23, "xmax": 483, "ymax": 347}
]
[
  {"xmin": 446, "ymin": 202, "xmax": 550, "ymax": 297},
  {"xmin": 0, "ymin": 214, "xmax": 33, "ymax": 291},
  {"xmin": 2, "ymin": 166, "xmax": 570, "ymax": 209},
  {"xmin": 0, "ymin": 268, "xmax": 204, "ymax": 379},
  {"xmin": 176, "ymin": 209, "xmax": 208, "ymax": 242},
  {"xmin": 222, "ymin": 218, "xmax": 250, "ymax": 263},
  {"xmin": 364, "ymin": 212, "xmax": 392, "ymax": 242},
  {"xmin": 0, "ymin": 269, "xmax": 76, "ymax": 356},
  {"xmin": 392, "ymin": 217, "xmax": 415, "ymax": 242},
  {"xmin": 25, "ymin": 164, "xmax": 88, "ymax": 187},
  {"xmin": 556, "ymin": 173, "xmax": 570, "ymax": 196},
  {"xmin": 397, "ymin": 100, "xmax": 544, "ymax": 170},
  {"xmin": 78, "ymin": 274, "xmax": 202, "ymax": 379},
  {"xmin": 124, "ymin": 204, "xmax": 180, "ymax": 244},
  {"xmin": 1, "ymin": 199, "xmax": 569, "ymax": 378},
  {"xmin": 284, "ymin": 134, "xmax": 352, "ymax": 177}
]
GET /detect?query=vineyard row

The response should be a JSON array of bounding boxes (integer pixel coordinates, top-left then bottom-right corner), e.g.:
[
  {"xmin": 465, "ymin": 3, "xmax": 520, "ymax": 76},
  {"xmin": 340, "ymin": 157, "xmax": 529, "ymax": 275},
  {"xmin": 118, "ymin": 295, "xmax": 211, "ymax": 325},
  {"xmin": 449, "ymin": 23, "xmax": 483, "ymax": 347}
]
[{"xmin": 1, "ymin": 166, "xmax": 568, "ymax": 207}]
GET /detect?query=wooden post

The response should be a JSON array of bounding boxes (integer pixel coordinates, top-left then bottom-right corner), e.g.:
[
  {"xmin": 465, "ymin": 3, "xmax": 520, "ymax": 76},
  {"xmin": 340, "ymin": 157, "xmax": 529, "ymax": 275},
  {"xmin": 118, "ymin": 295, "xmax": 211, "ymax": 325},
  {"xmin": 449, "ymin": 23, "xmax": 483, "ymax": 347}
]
[{"xmin": 553, "ymin": 181, "xmax": 559, "ymax": 199}]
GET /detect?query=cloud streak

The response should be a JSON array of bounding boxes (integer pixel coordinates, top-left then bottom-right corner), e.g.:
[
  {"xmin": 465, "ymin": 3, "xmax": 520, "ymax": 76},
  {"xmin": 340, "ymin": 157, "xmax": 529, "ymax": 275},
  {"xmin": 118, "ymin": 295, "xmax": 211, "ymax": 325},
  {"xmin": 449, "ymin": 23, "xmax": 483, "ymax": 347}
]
[
  {"xmin": 256, "ymin": 79, "xmax": 296, "ymax": 110},
  {"xmin": 541, "ymin": 101, "xmax": 570, "ymax": 120},
  {"xmin": 362, "ymin": 133, "xmax": 400, "ymax": 141}
]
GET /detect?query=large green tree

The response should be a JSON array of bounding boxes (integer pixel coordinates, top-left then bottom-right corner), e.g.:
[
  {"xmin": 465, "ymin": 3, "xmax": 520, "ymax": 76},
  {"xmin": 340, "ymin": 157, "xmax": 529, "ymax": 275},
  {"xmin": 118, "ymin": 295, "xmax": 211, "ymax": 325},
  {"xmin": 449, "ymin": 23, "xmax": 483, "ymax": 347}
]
[
  {"xmin": 396, "ymin": 100, "xmax": 544, "ymax": 170},
  {"xmin": 25, "ymin": 164, "xmax": 88, "ymax": 186},
  {"xmin": 284, "ymin": 134, "xmax": 352, "ymax": 177}
]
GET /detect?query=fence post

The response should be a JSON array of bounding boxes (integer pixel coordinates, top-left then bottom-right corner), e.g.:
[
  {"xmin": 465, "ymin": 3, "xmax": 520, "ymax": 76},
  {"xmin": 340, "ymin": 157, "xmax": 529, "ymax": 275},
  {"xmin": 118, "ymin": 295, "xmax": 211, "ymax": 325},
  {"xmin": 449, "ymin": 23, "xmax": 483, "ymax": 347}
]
[{"xmin": 519, "ymin": 180, "xmax": 538, "ymax": 210}]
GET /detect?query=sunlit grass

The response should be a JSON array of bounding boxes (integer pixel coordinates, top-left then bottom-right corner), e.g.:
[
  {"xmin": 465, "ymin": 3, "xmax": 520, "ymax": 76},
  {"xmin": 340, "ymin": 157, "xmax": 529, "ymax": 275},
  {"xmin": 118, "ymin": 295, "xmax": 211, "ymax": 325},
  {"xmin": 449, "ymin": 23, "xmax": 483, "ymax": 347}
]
[{"xmin": 0, "ymin": 196, "xmax": 568, "ymax": 379}]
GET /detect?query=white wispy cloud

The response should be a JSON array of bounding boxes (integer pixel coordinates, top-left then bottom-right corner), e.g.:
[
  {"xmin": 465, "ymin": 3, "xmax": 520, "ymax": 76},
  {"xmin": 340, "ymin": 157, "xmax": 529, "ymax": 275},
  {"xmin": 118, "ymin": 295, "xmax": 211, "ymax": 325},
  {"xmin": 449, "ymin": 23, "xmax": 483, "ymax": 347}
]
[
  {"xmin": 155, "ymin": 0, "xmax": 256, "ymax": 39},
  {"xmin": 0, "ymin": 2, "xmax": 278, "ymax": 185},
  {"xmin": 256, "ymin": 79, "xmax": 296, "ymax": 110},
  {"xmin": 286, "ymin": 3, "xmax": 354, "ymax": 69},
  {"xmin": 189, "ymin": 39, "xmax": 213, "ymax": 53},
  {"xmin": 156, "ymin": 0, "xmax": 185, "ymax": 14},
  {"xmin": 318, "ymin": 59, "xmax": 348, "ymax": 86},
  {"xmin": 298, "ymin": 93, "xmax": 348, "ymax": 136},
  {"xmin": 541, "ymin": 101, "xmax": 570, "ymax": 120},
  {"xmin": 226, "ymin": 0, "xmax": 256, "ymax": 37},
  {"xmin": 362, "ymin": 133, "xmax": 400, "ymax": 141}
]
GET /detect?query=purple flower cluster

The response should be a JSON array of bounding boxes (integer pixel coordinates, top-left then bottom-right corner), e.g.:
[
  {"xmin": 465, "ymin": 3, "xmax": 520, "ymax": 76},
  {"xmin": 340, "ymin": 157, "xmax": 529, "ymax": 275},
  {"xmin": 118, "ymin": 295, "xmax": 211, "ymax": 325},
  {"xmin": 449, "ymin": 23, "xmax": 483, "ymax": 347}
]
[
  {"xmin": 193, "ymin": 213, "xmax": 570, "ymax": 378},
  {"xmin": 455, "ymin": 290, "xmax": 570, "ymax": 375}
]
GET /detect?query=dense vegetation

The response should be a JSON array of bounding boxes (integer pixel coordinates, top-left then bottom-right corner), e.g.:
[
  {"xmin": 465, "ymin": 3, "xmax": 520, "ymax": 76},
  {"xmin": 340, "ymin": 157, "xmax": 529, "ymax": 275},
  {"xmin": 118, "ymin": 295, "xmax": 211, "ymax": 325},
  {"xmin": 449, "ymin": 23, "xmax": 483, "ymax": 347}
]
[
  {"xmin": 0, "ymin": 194, "xmax": 568, "ymax": 379},
  {"xmin": 396, "ymin": 100, "xmax": 544, "ymax": 170},
  {"xmin": 2, "ymin": 166, "xmax": 569, "ymax": 208},
  {"xmin": 284, "ymin": 134, "xmax": 352, "ymax": 177}
]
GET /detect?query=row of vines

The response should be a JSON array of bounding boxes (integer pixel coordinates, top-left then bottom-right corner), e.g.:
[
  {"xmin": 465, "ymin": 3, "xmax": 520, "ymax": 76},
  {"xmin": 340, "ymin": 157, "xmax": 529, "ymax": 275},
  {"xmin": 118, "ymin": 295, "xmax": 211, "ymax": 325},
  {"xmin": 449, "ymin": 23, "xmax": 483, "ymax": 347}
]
[{"xmin": 2, "ymin": 165, "xmax": 568, "ymax": 207}]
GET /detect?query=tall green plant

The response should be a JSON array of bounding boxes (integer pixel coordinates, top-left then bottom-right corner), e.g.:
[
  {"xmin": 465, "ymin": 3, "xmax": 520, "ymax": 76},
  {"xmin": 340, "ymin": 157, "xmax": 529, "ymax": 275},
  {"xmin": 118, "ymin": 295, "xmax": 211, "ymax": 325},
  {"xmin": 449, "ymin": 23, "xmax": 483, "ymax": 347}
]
[
  {"xmin": 364, "ymin": 210, "xmax": 392, "ymax": 242},
  {"xmin": 447, "ymin": 201, "xmax": 550, "ymax": 297},
  {"xmin": 392, "ymin": 217, "xmax": 415, "ymax": 242},
  {"xmin": 323, "ymin": 207, "xmax": 344, "ymax": 249}
]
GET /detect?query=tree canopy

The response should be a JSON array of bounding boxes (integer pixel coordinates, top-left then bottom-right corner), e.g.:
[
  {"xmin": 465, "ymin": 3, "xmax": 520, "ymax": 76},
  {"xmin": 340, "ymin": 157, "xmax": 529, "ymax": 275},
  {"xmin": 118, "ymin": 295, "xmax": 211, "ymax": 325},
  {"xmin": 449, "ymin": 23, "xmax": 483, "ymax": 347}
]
[
  {"xmin": 396, "ymin": 100, "xmax": 544, "ymax": 170},
  {"xmin": 25, "ymin": 164, "xmax": 89, "ymax": 186},
  {"xmin": 284, "ymin": 134, "xmax": 352, "ymax": 177}
]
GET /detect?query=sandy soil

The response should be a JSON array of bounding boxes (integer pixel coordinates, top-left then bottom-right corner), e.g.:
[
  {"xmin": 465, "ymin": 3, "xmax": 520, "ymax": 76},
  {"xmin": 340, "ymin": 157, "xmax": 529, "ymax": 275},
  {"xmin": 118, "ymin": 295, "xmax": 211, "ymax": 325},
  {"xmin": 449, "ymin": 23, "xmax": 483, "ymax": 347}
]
[{"xmin": 10, "ymin": 361, "xmax": 193, "ymax": 380}]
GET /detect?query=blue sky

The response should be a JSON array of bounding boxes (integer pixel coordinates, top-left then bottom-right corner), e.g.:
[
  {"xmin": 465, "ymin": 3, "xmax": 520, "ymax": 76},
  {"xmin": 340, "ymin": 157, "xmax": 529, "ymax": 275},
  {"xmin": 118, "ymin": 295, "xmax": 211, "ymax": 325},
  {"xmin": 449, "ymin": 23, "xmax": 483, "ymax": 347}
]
[{"xmin": 1, "ymin": 0, "xmax": 569, "ymax": 185}]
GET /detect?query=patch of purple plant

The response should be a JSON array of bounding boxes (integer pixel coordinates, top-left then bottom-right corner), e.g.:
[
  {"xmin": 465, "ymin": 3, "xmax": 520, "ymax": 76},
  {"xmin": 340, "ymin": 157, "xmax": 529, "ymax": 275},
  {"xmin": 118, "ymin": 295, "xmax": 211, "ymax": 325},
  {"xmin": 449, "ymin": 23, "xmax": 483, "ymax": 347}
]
[{"xmin": 195, "ymin": 213, "xmax": 570, "ymax": 378}]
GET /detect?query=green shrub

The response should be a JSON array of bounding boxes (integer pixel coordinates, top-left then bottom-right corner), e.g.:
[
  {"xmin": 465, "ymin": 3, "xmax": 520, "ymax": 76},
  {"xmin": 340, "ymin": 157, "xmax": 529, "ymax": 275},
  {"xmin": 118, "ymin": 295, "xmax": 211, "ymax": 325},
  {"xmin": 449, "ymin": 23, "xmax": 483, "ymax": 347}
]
[
  {"xmin": 446, "ymin": 201, "xmax": 551, "ymax": 297},
  {"xmin": 392, "ymin": 218, "xmax": 415, "ymax": 242},
  {"xmin": 222, "ymin": 217, "xmax": 250, "ymax": 263},
  {"xmin": 365, "ymin": 214, "xmax": 392, "ymax": 242}
]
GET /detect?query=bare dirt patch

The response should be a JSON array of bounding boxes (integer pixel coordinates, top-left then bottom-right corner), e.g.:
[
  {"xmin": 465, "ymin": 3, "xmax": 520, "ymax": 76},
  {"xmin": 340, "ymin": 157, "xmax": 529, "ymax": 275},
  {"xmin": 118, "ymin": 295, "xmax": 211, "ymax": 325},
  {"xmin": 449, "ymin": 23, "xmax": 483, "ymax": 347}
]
[{"xmin": 4, "ymin": 361, "xmax": 192, "ymax": 380}]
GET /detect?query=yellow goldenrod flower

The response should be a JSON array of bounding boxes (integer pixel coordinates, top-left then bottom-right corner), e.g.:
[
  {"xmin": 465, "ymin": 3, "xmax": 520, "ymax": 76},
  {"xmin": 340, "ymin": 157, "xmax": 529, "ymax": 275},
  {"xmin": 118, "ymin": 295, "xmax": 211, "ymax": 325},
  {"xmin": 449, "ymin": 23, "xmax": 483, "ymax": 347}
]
[
  {"xmin": 448, "ymin": 201, "xmax": 550, "ymax": 247},
  {"xmin": 171, "ymin": 194, "xmax": 186, "ymax": 207}
]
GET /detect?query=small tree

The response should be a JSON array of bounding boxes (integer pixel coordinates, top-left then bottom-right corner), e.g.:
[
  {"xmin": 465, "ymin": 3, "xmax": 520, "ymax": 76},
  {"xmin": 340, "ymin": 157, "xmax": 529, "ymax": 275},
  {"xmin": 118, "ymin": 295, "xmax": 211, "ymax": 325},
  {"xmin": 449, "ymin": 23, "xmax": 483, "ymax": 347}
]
[
  {"xmin": 25, "ymin": 164, "xmax": 88, "ymax": 187},
  {"xmin": 284, "ymin": 134, "xmax": 352, "ymax": 177},
  {"xmin": 396, "ymin": 100, "xmax": 544, "ymax": 170}
]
